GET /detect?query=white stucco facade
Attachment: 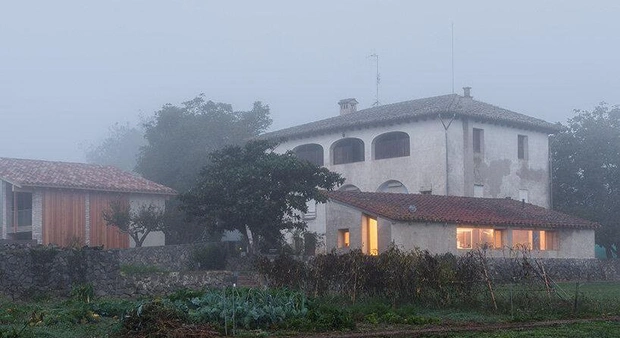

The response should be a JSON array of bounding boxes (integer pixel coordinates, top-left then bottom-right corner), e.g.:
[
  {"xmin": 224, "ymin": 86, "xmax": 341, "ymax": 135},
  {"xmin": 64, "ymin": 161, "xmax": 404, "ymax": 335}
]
[
  {"xmin": 128, "ymin": 194, "xmax": 167, "ymax": 247},
  {"xmin": 274, "ymin": 115, "xmax": 552, "ymax": 243},
  {"xmin": 325, "ymin": 201, "xmax": 595, "ymax": 259}
]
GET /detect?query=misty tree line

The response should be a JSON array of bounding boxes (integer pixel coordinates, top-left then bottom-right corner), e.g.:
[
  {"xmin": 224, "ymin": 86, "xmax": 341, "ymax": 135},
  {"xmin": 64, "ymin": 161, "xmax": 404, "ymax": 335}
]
[{"xmin": 86, "ymin": 95, "xmax": 620, "ymax": 257}]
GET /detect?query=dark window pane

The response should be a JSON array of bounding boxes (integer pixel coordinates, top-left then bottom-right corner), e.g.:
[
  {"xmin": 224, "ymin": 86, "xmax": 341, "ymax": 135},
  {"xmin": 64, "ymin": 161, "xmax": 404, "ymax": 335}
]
[
  {"xmin": 333, "ymin": 138, "xmax": 364, "ymax": 164},
  {"xmin": 294, "ymin": 144, "xmax": 324, "ymax": 166},
  {"xmin": 374, "ymin": 132, "xmax": 410, "ymax": 160}
]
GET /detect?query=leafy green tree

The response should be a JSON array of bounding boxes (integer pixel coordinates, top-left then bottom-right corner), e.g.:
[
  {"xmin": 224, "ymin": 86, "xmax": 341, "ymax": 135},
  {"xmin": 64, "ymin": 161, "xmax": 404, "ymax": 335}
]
[
  {"xmin": 84, "ymin": 122, "xmax": 145, "ymax": 172},
  {"xmin": 136, "ymin": 95, "xmax": 271, "ymax": 192},
  {"xmin": 180, "ymin": 140, "xmax": 344, "ymax": 253},
  {"xmin": 102, "ymin": 200, "xmax": 166, "ymax": 247},
  {"xmin": 135, "ymin": 95, "xmax": 271, "ymax": 244},
  {"xmin": 551, "ymin": 103, "xmax": 620, "ymax": 258}
]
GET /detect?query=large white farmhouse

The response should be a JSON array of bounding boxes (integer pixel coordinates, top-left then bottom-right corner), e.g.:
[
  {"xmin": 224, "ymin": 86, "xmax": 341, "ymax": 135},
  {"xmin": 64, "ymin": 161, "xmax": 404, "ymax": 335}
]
[{"xmin": 261, "ymin": 89, "xmax": 597, "ymax": 258}]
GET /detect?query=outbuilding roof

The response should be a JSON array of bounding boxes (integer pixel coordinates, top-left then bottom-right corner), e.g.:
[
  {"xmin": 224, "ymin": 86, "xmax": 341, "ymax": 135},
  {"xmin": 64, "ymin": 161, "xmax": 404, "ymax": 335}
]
[
  {"xmin": 261, "ymin": 94, "xmax": 559, "ymax": 141},
  {"xmin": 327, "ymin": 191, "xmax": 598, "ymax": 230},
  {"xmin": 0, "ymin": 157, "xmax": 176, "ymax": 195}
]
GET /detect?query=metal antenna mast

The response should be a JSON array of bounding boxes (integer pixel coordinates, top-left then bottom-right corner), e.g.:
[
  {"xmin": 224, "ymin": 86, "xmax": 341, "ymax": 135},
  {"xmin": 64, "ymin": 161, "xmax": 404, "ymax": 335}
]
[
  {"xmin": 369, "ymin": 53, "xmax": 380, "ymax": 106},
  {"xmin": 451, "ymin": 22, "xmax": 455, "ymax": 94}
]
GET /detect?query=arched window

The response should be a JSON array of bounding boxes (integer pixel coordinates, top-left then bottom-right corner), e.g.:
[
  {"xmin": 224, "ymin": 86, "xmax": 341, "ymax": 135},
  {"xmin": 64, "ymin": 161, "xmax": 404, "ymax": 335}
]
[
  {"xmin": 332, "ymin": 138, "xmax": 365, "ymax": 165},
  {"xmin": 377, "ymin": 180, "xmax": 408, "ymax": 193},
  {"xmin": 339, "ymin": 184, "xmax": 361, "ymax": 192},
  {"xmin": 293, "ymin": 144, "xmax": 324, "ymax": 166},
  {"xmin": 373, "ymin": 132, "xmax": 410, "ymax": 160}
]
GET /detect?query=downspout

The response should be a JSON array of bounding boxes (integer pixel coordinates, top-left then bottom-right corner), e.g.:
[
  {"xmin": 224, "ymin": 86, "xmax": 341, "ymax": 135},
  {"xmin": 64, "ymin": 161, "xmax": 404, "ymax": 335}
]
[{"xmin": 440, "ymin": 114, "xmax": 456, "ymax": 196}]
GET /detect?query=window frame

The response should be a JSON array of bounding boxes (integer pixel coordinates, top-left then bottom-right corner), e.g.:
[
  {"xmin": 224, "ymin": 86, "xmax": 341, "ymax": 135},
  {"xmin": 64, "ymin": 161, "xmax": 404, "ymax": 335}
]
[
  {"xmin": 332, "ymin": 138, "xmax": 365, "ymax": 165},
  {"xmin": 293, "ymin": 143, "xmax": 324, "ymax": 166},
  {"xmin": 373, "ymin": 131, "xmax": 410, "ymax": 160}
]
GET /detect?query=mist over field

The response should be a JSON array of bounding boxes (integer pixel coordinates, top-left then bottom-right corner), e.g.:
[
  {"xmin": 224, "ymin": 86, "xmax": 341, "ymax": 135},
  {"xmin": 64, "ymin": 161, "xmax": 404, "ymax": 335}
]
[{"xmin": 1, "ymin": 1, "xmax": 618, "ymax": 162}]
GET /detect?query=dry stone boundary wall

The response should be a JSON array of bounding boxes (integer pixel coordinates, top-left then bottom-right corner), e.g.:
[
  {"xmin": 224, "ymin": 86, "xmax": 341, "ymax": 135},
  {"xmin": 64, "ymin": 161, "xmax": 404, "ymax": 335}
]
[{"xmin": 1, "ymin": 243, "xmax": 620, "ymax": 300}]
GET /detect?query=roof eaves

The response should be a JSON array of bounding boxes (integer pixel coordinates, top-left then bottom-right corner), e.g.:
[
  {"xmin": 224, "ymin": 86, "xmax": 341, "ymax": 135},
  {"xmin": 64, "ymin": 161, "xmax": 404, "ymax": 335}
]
[{"xmin": 20, "ymin": 183, "xmax": 177, "ymax": 196}]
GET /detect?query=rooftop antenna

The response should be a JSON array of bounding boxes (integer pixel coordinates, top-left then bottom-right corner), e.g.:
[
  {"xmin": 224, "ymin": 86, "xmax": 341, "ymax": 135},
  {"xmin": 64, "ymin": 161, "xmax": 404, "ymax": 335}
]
[
  {"xmin": 369, "ymin": 53, "xmax": 380, "ymax": 106},
  {"xmin": 451, "ymin": 22, "xmax": 455, "ymax": 94}
]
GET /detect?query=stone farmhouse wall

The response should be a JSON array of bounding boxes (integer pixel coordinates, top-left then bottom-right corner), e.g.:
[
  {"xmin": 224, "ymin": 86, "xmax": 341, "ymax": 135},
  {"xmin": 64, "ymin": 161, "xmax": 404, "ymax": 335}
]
[{"xmin": 0, "ymin": 244, "xmax": 236, "ymax": 300}]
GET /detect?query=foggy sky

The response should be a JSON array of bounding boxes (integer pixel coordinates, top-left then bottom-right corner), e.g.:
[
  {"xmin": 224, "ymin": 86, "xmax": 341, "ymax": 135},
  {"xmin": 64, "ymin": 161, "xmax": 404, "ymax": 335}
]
[{"xmin": 1, "ymin": 1, "xmax": 619, "ymax": 162}]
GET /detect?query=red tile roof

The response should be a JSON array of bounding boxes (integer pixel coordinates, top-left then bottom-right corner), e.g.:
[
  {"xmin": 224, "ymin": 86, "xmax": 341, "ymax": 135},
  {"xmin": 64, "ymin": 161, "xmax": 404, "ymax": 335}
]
[
  {"xmin": 0, "ymin": 158, "xmax": 176, "ymax": 195},
  {"xmin": 327, "ymin": 191, "xmax": 598, "ymax": 230}
]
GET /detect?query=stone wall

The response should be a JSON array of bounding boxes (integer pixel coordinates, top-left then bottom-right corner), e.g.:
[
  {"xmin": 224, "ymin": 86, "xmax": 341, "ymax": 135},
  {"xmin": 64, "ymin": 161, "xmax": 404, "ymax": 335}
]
[
  {"xmin": 0, "ymin": 244, "xmax": 237, "ymax": 300},
  {"xmin": 487, "ymin": 257, "xmax": 620, "ymax": 282},
  {"xmin": 118, "ymin": 243, "xmax": 198, "ymax": 271}
]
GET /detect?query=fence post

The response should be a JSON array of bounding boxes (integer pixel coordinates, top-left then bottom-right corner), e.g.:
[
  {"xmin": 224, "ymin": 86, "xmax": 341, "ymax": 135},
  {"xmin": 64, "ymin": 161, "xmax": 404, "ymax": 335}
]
[{"xmin": 573, "ymin": 282, "xmax": 580, "ymax": 313}]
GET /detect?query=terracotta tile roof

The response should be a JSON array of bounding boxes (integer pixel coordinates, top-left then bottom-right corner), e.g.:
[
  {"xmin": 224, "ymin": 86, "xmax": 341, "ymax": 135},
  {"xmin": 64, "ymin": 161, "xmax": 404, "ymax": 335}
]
[
  {"xmin": 260, "ymin": 94, "xmax": 560, "ymax": 141},
  {"xmin": 0, "ymin": 158, "xmax": 176, "ymax": 195},
  {"xmin": 326, "ymin": 191, "xmax": 598, "ymax": 230}
]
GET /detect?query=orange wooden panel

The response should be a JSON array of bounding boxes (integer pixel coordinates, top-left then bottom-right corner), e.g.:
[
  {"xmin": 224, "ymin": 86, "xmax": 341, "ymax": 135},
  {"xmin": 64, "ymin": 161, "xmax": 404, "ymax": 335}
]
[
  {"xmin": 42, "ymin": 189, "xmax": 87, "ymax": 247},
  {"xmin": 88, "ymin": 193, "xmax": 129, "ymax": 249}
]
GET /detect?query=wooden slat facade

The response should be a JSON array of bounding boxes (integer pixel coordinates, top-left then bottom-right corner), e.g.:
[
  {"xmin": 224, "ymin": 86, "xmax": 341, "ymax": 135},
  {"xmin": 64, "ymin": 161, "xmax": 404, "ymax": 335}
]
[
  {"xmin": 42, "ymin": 189, "xmax": 87, "ymax": 246},
  {"xmin": 41, "ymin": 189, "xmax": 129, "ymax": 249},
  {"xmin": 88, "ymin": 192, "xmax": 129, "ymax": 249}
]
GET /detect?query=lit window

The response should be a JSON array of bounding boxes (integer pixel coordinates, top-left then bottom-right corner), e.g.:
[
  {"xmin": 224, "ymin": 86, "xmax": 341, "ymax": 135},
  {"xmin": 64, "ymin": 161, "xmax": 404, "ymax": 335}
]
[
  {"xmin": 362, "ymin": 215, "xmax": 378, "ymax": 255},
  {"xmin": 539, "ymin": 230, "xmax": 559, "ymax": 251},
  {"xmin": 518, "ymin": 135, "xmax": 528, "ymax": 160},
  {"xmin": 373, "ymin": 132, "xmax": 410, "ymax": 160},
  {"xmin": 512, "ymin": 230, "xmax": 533, "ymax": 249},
  {"xmin": 337, "ymin": 229, "xmax": 350, "ymax": 248},
  {"xmin": 457, "ymin": 228, "xmax": 499, "ymax": 249}
]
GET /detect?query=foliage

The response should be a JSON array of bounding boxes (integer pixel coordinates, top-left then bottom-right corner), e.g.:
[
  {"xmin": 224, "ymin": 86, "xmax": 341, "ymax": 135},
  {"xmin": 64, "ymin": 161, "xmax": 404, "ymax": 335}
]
[
  {"xmin": 70, "ymin": 283, "xmax": 94, "ymax": 304},
  {"xmin": 551, "ymin": 103, "xmax": 620, "ymax": 258},
  {"xmin": 257, "ymin": 247, "xmax": 483, "ymax": 307},
  {"xmin": 102, "ymin": 200, "xmax": 165, "ymax": 247},
  {"xmin": 134, "ymin": 95, "xmax": 272, "ymax": 244},
  {"xmin": 118, "ymin": 300, "xmax": 189, "ymax": 337},
  {"xmin": 178, "ymin": 288, "xmax": 309, "ymax": 331},
  {"xmin": 181, "ymin": 140, "xmax": 344, "ymax": 253},
  {"xmin": 83, "ymin": 122, "xmax": 146, "ymax": 173},
  {"xmin": 187, "ymin": 243, "xmax": 228, "ymax": 271},
  {"xmin": 136, "ymin": 95, "xmax": 272, "ymax": 193}
]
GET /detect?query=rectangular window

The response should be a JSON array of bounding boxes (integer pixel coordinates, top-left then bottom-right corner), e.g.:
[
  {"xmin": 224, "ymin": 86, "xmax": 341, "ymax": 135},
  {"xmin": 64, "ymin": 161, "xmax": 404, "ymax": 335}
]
[
  {"xmin": 539, "ymin": 231, "xmax": 559, "ymax": 251},
  {"xmin": 474, "ymin": 184, "xmax": 484, "ymax": 198},
  {"xmin": 518, "ymin": 135, "xmax": 528, "ymax": 160},
  {"xmin": 473, "ymin": 128, "xmax": 484, "ymax": 154},
  {"xmin": 493, "ymin": 230, "xmax": 504, "ymax": 248},
  {"xmin": 337, "ymin": 229, "xmax": 350, "ymax": 248},
  {"xmin": 303, "ymin": 200, "xmax": 317, "ymax": 220},
  {"xmin": 362, "ymin": 215, "xmax": 378, "ymax": 255},
  {"xmin": 512, "ymin": 230, "xmax": 533, "ymax": 249},
  {"xmin": 457, "ymin": 228, "xmax": 499, "ymax": 249}
]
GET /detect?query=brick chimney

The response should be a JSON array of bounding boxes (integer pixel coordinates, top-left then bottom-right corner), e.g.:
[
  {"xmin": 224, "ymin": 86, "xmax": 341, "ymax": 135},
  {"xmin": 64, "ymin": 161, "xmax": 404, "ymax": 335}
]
[
  {"xmin": 338, "ymin": 98, "xmax": 358, "ymax": 115},
  {"xmin": 463, "ymin": 87, "xmax": 472, "ymax": 98}
]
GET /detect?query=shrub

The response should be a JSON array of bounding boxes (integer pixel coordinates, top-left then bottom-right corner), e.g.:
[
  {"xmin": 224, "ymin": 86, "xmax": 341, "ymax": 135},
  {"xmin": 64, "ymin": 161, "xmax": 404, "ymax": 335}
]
[{"xmin": 188, "ymin": 243, "xmax": 227, "ymax": 271}]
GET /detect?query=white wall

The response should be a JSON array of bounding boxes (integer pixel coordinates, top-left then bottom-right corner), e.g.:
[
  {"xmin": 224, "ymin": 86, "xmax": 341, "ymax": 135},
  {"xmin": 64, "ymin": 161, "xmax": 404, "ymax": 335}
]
[
  {"xmin": 128, "ymin": 194, "xmax": 167, "ymax": 247},
  {"xmin": 274, "ymin": 119, "xmax": 448, "ymax": 195}
]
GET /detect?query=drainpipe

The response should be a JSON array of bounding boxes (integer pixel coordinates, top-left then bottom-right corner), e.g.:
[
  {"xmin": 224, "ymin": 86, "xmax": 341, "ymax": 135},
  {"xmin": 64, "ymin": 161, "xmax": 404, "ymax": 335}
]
[{"xmin": 440, "ymin": 114, "xmax": 456, "ymax": 196}]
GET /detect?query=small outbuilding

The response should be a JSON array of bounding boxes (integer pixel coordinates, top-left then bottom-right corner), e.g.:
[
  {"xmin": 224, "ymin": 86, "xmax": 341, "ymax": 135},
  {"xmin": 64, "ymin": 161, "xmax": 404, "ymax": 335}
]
[
  {"xmin": 0, "ymin": 157, "xmax": 176, "ymax": 248},
  {"xmin": 326, "ymin": 191, "xmax": 598, "ymax": 259}
]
